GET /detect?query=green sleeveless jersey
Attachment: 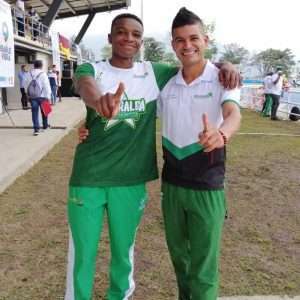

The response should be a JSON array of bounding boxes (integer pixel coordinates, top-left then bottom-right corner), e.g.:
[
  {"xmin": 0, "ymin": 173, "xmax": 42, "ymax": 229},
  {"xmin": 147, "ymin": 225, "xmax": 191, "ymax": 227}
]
[{"xmin": 69, "ymin": 60, "xmax": 177, "ymax": 187}]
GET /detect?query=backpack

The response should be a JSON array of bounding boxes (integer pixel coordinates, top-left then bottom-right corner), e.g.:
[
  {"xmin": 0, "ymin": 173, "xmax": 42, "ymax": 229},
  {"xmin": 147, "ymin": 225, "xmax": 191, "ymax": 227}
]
[{"xmin": 27, "ymin": 72, "xmax": 43, "ymax": 99}]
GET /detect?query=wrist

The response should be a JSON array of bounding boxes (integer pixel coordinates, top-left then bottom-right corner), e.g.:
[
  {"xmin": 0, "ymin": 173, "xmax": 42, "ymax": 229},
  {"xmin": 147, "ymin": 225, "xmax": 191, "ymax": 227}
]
[{"xmin": 218, "ymin": 129, "xmax": 228, "ymax": 146}]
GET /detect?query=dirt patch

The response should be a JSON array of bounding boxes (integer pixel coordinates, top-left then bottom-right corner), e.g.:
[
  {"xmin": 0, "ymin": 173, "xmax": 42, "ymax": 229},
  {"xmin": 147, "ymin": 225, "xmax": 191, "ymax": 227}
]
[{"xmin": 0, "ymin": 110, "xmax": 299, "ymax": 299}]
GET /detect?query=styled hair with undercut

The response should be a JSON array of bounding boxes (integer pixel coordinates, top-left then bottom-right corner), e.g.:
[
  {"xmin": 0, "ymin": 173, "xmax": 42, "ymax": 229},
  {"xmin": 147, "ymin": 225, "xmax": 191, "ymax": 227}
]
[
  {"xmin": 111, "ymin": 13, "xmax": 143, "ymax": 32},
  {"xmin": 172, "ymin": 7, "xmax": 204, "ymax": 32}
]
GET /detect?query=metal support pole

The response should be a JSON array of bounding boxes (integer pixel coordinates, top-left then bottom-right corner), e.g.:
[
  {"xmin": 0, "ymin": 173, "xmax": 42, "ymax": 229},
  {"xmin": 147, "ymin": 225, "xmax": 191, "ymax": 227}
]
[
  {"xmin": 74, "ymin": 12, "xmax": 96, "ymax": 45},
  {"xmin": 42, "ymin": 0, "xmax": 64, "ymax": 28}
]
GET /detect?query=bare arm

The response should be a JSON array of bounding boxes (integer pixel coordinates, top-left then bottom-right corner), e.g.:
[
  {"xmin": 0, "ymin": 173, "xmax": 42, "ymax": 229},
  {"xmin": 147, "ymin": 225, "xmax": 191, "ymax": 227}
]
[
  {"xmin": 74, "ymin": 76, "xmax": 102, "ymax": 110},
  {"xmin": 219, "ymin": 102, "xmax": 241, "ymax": 141}
]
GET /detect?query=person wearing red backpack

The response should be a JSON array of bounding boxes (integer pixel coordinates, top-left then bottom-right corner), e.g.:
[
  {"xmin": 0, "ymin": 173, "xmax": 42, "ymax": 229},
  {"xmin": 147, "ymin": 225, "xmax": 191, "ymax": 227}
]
[{"xmin": 25, "ymin": 60, "xmax": 52, "ymax": 135}]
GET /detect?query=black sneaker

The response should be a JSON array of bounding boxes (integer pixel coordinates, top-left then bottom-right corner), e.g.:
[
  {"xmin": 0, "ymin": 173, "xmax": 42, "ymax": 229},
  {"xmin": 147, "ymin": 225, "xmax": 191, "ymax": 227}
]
[{"xmin": 33, "ymin": 131, "xmax": 39, "ymax": 136}]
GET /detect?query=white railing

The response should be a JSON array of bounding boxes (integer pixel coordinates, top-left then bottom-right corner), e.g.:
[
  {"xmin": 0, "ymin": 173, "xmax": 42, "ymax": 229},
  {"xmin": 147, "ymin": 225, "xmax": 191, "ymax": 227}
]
[
  {"xmin": 241, "ymin": 85, "xmax": 300, "ymax": 119},
  {"xmin": 11, "ymin": 6, "xmax": 51, "ymax": 49}
]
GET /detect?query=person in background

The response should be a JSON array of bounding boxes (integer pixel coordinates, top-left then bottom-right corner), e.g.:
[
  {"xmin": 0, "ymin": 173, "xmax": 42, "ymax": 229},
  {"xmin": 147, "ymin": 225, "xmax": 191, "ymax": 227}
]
[
  {"xmin": 56, "ymin": 70, "xmax": 62, "ymax": 102},
  {"xmin": 48, "ymin": 65, "xmax": 58, "ymax": 105},
  {"xmin": 27, "ymin": 6, "xmax": 40, "ymax": 41},
  {"xmin": 15, "ymin": 0, "xmax": 25, "ymax": 37},
  {"xmin": 25, "ymin": 60, "xmax": 52, "ymax": 136},
  {"xmin": 261, "ymin": 72, "xmax": 273, "ymax": 117},
  {"xmin": 270, "ymin": 67, "xmax": 283, "ymax": 120},
  {"xmin": 18, "ymin": 64, "xmax": 29, "ymax": 109}
]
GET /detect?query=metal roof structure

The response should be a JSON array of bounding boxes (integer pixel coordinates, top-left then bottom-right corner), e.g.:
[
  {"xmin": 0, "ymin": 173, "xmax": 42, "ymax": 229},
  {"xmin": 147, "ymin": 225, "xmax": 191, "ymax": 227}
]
[
  {"xmin": 7, "ymin": 0, "xmax": 131, "ymax": 43},
  {"xmin": 6, "ymin": 0, "xmax": 130, "ymax": 19}
]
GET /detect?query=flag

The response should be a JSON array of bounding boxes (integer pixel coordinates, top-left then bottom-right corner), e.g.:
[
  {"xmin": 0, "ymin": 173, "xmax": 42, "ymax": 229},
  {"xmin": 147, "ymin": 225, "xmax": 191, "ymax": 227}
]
[{"xmin": 59, "ymin": 34, "xmax": 71, "ymax": 60}]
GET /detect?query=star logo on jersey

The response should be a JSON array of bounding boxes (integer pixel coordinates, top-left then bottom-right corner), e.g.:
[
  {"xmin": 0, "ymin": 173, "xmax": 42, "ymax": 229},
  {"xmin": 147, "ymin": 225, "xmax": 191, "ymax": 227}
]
[{"xmin": 102, "ymin": 92, "xmax": 146, "ymax": 131}]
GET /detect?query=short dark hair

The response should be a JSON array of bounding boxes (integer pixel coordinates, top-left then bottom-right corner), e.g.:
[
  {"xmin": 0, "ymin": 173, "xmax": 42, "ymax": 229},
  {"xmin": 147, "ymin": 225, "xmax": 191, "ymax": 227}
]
[
  {"xmin": 34, "ymin": 60, "xmax": 43, "ymax": 69},
  {"xmin": 111, "ymin": 13, "xmax": 143, "ymax": 32},
  {"xmin": 172, "ymin": 7, "xmax": 204, "ymax": 32}
]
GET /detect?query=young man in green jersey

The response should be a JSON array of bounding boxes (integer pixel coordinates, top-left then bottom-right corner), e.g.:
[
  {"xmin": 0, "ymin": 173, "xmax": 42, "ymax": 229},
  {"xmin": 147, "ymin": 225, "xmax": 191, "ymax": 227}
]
[
  {"xmin": 65, "ymin": 14, "xmax": 178, "ymax": 300},
  {"xmin": 66, "ymin": 12, "xmax": 239, "ymax": 300}
]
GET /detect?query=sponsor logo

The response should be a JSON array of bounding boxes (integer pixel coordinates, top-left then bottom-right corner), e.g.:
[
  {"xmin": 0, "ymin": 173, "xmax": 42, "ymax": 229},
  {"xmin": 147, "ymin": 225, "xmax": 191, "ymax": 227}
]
[
  {"xmin": 95, "ymin": 71, "xmax": 103, "ymax": 82},
  {"xmin": 193, "ymin": 92, "xmax": 213, "ymax": 99},
  {"xmin": 133, "ymin": 71, "xmax": 149, "ymax": 78},
  {"xmin": 2, "ymin": 22, "xmax": 9, "ymax": 42},
  {"xmin": 68, "ymin": 196, "xmax": 83, "ymax": 206},
  {"xmin": 139, "ymin": 195, "xmax": 147, "ymax": 210},
  {"xmin": 0, "ymin": 22, "xmax": 12, "ymax": 62}
]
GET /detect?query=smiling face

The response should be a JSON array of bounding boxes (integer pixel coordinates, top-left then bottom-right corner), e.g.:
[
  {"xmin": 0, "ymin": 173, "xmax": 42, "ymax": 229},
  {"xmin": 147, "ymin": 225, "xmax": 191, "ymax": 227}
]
[
  {"xmin": 172, "ymin": 23, "xmax": 208, "ymax": 68},
  {"xmin": 109, "ymin": 17, "xmax": 143, "ymax": 60}
]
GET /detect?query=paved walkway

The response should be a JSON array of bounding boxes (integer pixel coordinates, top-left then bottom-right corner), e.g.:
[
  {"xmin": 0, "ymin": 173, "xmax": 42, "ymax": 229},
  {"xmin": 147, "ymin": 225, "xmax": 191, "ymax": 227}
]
[{"xmin": 0, "ymin": 98, "xmax": 86, "ymax": 193}]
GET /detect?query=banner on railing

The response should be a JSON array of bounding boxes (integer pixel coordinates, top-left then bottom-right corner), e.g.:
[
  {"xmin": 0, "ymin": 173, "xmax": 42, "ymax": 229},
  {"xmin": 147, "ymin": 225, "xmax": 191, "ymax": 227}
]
[
  {"xmin": 0, "ymin": 0, "xmax": 15, "ymax": 87},
  {"xmin": 241, "ymin": 85, "xmax": 264, "ymax": 111}
]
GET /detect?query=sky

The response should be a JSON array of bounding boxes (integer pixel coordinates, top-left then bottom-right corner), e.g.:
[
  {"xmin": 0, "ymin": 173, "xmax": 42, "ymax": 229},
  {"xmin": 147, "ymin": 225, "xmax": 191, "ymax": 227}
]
[{"xmin": 52, "ymin": 0, "xmax": 300, "ymax": 60}]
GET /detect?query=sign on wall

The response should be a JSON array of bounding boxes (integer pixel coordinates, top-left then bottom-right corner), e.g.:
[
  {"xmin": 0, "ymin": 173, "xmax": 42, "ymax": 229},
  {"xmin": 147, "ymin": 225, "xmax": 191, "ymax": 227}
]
[{"xmin": 0, "ymin": 0, "xmax": 15, "ymax": 87}]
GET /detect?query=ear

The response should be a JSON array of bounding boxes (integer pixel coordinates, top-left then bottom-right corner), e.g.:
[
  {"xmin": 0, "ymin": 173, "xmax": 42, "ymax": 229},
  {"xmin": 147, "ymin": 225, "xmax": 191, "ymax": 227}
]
[
  {"xmin": 171, "ymin": 39, "xmax": 176, "ymax": 52},
  {"xmin": 108, "ymin": 34, "xmax": 112, "ymax": 44}
]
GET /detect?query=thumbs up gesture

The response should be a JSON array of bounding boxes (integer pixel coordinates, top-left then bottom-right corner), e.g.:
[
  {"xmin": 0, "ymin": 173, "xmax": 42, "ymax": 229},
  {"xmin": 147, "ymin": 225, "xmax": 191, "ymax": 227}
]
[
  {"xmin": 95, "ymin": 82, "xmax": 125, "ymax": 119},
  {"xmin": 199, "ymin": 113, "xmax": 225, "ymax": 152}
]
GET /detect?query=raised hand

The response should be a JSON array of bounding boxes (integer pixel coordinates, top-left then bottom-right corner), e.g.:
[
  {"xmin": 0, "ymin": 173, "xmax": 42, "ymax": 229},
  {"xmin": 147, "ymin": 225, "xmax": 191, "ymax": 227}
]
[
  {"xmin": 95, "ymin": 82, "xmax": 125, "ymax": 119},
  {"xmin": 199, "ymin": 113, "xmax": 224, "ymax": 152}
]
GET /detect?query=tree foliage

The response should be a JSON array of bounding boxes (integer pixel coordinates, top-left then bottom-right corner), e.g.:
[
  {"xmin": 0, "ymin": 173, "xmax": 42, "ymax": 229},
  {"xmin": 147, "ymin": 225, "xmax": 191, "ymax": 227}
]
[
  {"xmin": 143, "ymin": 37, "xmax": 165, "ymax": 62},
  {"xmin": 101, "ymin": 44, "xmax": 112, "ymax": 59},
  {"xmin": 162, "ymin": 52, "xmax": 180, "ymax": 66},
  {"xmin": 220, "ymin": 43, "xmax": 249, "ymax": 65},
  {"xmin": 252, "ymin": 48, "xmax": 295, "ymax": 76},
  {"xmin": 204, "ymin": 22, "xmax": 217, "ymax": 59}
]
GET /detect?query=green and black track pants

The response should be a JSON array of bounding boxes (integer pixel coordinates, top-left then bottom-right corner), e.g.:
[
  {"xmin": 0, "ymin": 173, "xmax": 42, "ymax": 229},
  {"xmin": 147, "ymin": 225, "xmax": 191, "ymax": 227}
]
[{"xmin": 161, "ymin": 182, "xmax": 226, "ymax": 300}]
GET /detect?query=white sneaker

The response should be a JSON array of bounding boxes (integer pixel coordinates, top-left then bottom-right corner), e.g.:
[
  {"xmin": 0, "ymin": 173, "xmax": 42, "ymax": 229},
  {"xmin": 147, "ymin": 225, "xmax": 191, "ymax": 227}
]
[{"xmin": 33, "ymin": 131, "xmax": 39, "ymax": 136}]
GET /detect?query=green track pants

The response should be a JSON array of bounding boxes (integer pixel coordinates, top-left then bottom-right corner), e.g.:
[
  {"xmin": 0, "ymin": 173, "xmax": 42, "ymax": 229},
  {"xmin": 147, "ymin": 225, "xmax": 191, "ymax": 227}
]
[
  {"xmin": 64, "ymin": 184, "xmax": 147, "ymax": 300},
  {"xmin": 161, "ymin": 182, "xmax": 226, "ymax": 300},
  {"xmin": 262, "ymin": 94, "xmax": 273, "ymax": 117}
]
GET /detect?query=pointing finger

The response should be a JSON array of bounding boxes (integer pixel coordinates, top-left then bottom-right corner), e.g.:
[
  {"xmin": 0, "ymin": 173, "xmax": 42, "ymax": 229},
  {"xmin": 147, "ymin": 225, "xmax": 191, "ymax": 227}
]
[
  {"xmin": 202, "ymin": 113, "xmax": 209, "ymax": 133},
  {"xmin": 114, "ymin": 82, "xmax": 125, "ymax": 103}
]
